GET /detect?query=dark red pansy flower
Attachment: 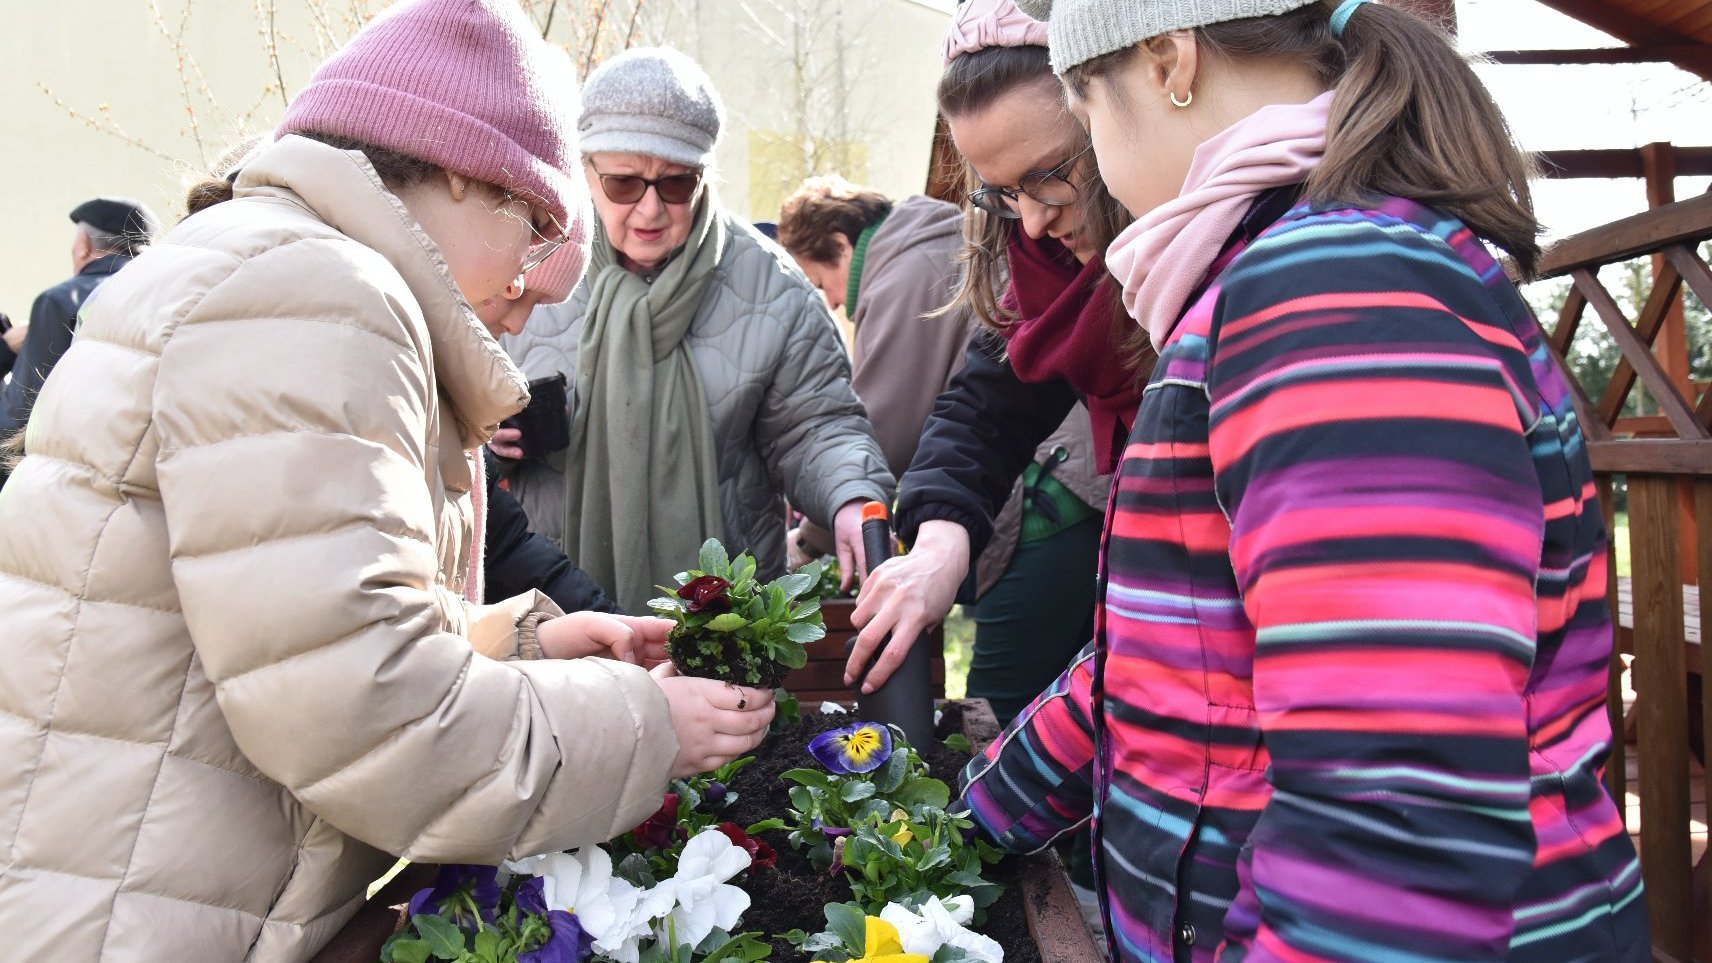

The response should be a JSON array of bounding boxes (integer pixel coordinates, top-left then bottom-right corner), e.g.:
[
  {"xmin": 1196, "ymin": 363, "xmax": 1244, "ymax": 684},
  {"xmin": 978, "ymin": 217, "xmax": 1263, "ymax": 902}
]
[
  {"xmin": 716, "ymin": 822, "xmax": 777, "ymax": 870},
  {"xmin": 630, "ymin": 792, "xmax": 680, "ymax": 850},
  {"xmin": 677, "ymin": 575, "xmax": 733, "ymax": 613}
]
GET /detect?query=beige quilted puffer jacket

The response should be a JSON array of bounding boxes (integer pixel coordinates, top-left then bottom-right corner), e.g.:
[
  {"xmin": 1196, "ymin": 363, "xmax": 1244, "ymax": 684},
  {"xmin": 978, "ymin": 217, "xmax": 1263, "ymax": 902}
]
[{"xmin": 0, "ymin": 135, "xmax": 678, "ymax": 962}]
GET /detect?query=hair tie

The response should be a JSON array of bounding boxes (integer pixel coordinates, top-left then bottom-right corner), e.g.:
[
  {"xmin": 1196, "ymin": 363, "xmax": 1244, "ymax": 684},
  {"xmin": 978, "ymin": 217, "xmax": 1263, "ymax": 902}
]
[{"xmin": 1330, "ymin": 0, "xmax": 1372, "ymax": 37}]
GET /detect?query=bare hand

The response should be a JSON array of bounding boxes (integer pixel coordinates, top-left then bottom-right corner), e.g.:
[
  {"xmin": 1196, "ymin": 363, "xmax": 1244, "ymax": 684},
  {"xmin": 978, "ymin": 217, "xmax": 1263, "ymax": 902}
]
[
  {"xmin": 2, "ymin": 324, "xmax": 26, "ymax": 353},
  {"xmin": 785, "ymin": 526, "xmax": 813, "ymax": 571},
  {"xmin": 831, "ymin": 500, "xmax": 869, "ymax": 592},
  {"xmin": 846, "ymin": 520, "xmax": 969, "ymax": 693},
  {"xmin": 488, "ymin": 426, "xmax": 525, "ymax": 460},
  {"xmin": 538, "ymin": 612, "xmax": 672, "ymax": 665},
  {"xmin": 653, "ymin": 664, "xmax": 775, "ymax": 777}
]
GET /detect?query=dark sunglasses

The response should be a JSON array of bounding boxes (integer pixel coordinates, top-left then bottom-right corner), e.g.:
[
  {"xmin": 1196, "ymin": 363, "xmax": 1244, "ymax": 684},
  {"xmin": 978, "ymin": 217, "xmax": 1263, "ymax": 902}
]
[
  {"xmin": 593, "ymin": 170, "xmax": 704, "ymax": 206},
  {"xmin": 967, "ymin": 146, "xmax": 1089, "ymax": 220}
]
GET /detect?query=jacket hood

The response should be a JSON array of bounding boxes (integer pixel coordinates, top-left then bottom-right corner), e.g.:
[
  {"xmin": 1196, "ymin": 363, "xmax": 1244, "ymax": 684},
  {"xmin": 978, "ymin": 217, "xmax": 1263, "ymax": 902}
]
[
  {"xmin": 861, "ymin": 194, "xmax": 964, "ymax": 288},
  {"xmin": 236, "ymin": 135, "xmax": 531, "ymax": 446}
]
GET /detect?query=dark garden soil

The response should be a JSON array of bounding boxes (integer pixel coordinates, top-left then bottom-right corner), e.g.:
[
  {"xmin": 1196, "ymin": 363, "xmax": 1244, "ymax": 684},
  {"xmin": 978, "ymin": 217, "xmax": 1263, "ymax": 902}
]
[
  {"xmin": 725, "ymin": 702, "xmax": 1041, "ymax": 963},
  {"xmin": 667, "ymin": 630, "xmax": 792, "ymax": 689}
]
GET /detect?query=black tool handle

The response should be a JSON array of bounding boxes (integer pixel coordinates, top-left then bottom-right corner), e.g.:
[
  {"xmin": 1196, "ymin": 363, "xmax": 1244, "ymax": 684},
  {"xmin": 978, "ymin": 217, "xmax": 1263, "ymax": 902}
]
[{"xmin": 854, "ymin": 502, "xmax": 934, "ymax": 748}]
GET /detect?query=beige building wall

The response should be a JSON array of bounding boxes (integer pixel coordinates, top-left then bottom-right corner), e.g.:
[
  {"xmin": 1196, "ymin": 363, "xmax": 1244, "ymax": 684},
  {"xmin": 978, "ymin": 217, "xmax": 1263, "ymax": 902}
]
[{"xmin": 0, "ymin": 0, "xmax": 951, "ymax": 321}]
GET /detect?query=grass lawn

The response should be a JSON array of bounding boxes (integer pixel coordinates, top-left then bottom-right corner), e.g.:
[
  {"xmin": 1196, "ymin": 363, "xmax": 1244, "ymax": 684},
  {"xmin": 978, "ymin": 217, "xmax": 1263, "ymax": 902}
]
[
  {"xmin": 942, "ymin": 605, "xmax": 974, "ymax": 700},
  {"xmin": 1613, "ymin": 510, "xmax": 1630, "ymax": 578}
]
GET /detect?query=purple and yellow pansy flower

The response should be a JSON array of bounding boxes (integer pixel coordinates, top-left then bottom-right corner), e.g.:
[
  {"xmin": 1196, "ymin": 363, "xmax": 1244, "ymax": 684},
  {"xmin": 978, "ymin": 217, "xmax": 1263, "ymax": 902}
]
[{"xmin": 808, "ymin": 722, "xmax": 893, "ymax": 775}]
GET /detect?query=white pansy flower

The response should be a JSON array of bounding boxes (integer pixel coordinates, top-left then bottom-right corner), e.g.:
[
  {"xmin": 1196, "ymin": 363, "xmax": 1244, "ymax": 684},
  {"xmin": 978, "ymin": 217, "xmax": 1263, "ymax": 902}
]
[
  {"xmin": 880, "ymin": 896, "xmax": 1002, "ymax": 963},
  {"xmin": 512, "ymin": 847, "xmax": 664, "ymax": 963},
  {"xmin": 650, "ymin": 828, "xmax": 753, "ymax": 949}
]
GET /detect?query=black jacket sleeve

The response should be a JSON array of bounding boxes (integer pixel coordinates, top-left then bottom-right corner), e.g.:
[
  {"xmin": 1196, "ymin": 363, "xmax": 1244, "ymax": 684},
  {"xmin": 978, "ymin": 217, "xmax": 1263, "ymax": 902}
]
[
  {"xmin": 0, "ymin": 289, "xmax": 77, "ymax": 433},
  {"xmin": 482, "ymin": 451, "xmax": 623, "ymax": 614},
  {"xmin": 894, "ymin": 329, "xmax": 1078, "ymax": 556},
  {"xmin": 0, "ymin": 313, "xmax": 18, "ymax": 377}
]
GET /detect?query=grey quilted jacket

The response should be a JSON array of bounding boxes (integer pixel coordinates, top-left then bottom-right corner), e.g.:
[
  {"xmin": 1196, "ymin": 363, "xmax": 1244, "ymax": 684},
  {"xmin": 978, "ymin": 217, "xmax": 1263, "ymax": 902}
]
[{"xmin": 502, "ymin": 214, "xmax": 893, "ymax": 580}]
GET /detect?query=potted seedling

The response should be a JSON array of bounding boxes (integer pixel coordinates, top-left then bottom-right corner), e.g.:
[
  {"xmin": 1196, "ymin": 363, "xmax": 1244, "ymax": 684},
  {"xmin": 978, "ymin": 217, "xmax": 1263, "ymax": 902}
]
[{"xmin": 648, "ymin": 538, "xmax": 827, "ymax": 689}]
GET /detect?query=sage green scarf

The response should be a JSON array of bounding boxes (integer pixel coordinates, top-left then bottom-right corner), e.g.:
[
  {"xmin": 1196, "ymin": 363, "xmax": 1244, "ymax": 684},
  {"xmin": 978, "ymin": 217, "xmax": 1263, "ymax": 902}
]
[{"xmin": 566, "ymin": 193, "xmax": 727, "ymax": 612}]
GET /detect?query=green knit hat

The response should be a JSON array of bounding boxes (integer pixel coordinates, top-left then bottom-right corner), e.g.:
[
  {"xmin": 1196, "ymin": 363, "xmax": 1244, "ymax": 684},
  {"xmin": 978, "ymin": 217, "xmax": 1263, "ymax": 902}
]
[{"xmin": 1016, "ymin": 0, "xmax": 1324, "ymax": 73}]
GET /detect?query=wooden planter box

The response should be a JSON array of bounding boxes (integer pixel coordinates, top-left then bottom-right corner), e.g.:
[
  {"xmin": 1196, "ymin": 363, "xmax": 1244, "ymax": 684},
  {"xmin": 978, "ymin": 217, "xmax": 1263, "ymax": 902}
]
[
  {"xmin": 782, "ymin": 598, "xmax": 946, "ymax": 708},
  {"xmin": 310, "ymin": 698, "xmax": 1098, "ymax": 963}
]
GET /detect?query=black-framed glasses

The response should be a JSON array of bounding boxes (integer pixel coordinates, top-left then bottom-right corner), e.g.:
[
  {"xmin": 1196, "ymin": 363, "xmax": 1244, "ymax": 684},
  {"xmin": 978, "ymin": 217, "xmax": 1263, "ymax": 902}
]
[
  {"xmin": 967, "ymin": 147, "xmax": 1088, "ymax": 220},
  {"xmin": 593, "ymin": 170, "xmax": 704, "ymax": 206}
]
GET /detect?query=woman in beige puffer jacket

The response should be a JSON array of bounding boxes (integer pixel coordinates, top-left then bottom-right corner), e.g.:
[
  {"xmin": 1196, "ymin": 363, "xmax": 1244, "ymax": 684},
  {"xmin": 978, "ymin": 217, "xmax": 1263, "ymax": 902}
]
[{"xmin": 0, "ymin": 2, "xmax": 772, "ymax": 960}]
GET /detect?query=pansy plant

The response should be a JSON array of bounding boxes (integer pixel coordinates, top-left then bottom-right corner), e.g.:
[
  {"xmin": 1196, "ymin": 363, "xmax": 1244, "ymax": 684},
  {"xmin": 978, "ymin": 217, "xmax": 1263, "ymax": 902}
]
[
  {"xmin": 612, "ymin": 757, "xmax": 775, "ymax": 882},
  {"xmin": 779, "ymin": 724, "xmax": 1003, "ymax": 916},
  {"xmin": 381, "ymin": 864, "xmax": 595, "ymax": 963},
  {"xmin": 650, "ymin": 539, "xmax": 827, "ymax": 688},
  {"xmin": 786, "ymin": 901, "xmax": 995, "ymax": 963}
]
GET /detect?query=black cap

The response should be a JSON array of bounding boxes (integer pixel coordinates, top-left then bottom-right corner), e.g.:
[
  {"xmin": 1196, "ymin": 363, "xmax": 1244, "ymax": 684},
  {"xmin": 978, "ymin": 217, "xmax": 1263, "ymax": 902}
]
[{"xmin": 68, "ymin": 197, "xmax": 162, "ymax": 242}]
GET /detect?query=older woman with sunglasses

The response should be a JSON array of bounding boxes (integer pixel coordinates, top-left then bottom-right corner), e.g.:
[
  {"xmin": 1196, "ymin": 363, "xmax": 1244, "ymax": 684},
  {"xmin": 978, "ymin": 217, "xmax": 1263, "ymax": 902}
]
[{"xmin": 501, "ymin": 47, "xmax": 891, "ymax": 613}]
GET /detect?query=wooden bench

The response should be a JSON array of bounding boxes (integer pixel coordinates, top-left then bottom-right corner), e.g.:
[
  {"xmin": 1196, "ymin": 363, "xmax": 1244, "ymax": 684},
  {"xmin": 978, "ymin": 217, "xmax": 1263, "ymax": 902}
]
[{"xmin": 1615, "ymin": 577, "xmax": 1706, "ymax": 675}]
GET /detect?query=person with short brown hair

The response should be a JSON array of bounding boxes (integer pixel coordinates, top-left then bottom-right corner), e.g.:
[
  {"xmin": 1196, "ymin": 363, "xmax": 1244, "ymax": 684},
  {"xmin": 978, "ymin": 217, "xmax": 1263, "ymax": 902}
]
[{"xmin": 777, "ymin": 175, "xmax": 963, "ymax": 483}]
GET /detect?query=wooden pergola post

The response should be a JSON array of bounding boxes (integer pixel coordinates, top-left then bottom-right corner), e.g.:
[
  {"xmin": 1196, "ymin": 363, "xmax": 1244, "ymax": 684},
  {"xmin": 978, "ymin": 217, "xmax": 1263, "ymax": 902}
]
[{"xmin": 1640, "ymin": 143, "xmax": 1703, "ymax": 585}]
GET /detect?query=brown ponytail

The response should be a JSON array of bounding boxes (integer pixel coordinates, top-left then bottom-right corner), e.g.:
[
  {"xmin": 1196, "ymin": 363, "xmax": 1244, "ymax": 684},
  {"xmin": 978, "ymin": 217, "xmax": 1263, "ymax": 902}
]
[
  {"xmin": 1066, "ymin": 1, "xmax": 1541, "ymax": 277},
  {"xmin": 1308, "ymin": 1, "xmax": 1540, "ymax": 276},
  {"xmin": 184, "ymin": 178, "xmax": 236, "ymax": 217}
]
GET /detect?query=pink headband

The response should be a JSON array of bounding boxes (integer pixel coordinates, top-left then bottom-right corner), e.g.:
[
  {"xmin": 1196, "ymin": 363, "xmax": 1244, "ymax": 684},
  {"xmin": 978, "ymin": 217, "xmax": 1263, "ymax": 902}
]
[{"xmin": 942, "ymin": 0, "xmax": 1050, "ymax": 65}]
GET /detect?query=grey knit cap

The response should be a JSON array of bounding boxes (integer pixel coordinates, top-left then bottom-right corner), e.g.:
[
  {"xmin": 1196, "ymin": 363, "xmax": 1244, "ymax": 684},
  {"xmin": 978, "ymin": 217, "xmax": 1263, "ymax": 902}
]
[
  {"xmin": 579, "ymin": 47, "xmax": 724, "ymax": 168},
  {"xmin": 1016, "ymin": 0, "xmax": 1323, "ymax": 73}
]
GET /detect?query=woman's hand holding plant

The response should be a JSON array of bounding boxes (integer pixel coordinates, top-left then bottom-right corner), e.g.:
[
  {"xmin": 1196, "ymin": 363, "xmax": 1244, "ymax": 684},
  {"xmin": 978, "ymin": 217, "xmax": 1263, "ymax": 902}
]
[{"xmin": 651, "ymin": 662, "xmax": 776, "ymax": 778}]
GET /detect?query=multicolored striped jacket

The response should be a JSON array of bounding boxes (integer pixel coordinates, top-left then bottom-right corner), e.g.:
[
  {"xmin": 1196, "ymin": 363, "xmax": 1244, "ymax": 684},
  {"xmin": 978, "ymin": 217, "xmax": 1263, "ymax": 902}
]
[{"xmin": 961, "ymin": 194, "xmax": 1648, "ymax": 962}]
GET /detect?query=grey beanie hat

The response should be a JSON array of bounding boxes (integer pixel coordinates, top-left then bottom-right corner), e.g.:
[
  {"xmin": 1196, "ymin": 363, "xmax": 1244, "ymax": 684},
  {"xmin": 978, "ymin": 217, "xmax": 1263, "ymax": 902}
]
[
  {"xmin": 579, "ymin": 47, "xmax": 724, "ymax": 168},
  {"xmin": 1016, "ymin": 0, "xmax": 1323, "ymax": 73}
]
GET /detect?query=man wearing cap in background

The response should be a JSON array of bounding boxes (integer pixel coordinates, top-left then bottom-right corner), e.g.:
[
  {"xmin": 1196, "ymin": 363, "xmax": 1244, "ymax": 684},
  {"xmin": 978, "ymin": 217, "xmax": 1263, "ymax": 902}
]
[{"xmin": 0, "ymin": 197, "xmax": 161, "ymax": 436}]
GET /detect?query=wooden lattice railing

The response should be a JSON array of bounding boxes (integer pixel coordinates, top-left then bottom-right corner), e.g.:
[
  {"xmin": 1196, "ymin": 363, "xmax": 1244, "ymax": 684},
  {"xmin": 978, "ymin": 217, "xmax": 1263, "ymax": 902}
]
[{"xmin": 1535, "ymin": 191, "xmax": 1712, "ymax": 962}]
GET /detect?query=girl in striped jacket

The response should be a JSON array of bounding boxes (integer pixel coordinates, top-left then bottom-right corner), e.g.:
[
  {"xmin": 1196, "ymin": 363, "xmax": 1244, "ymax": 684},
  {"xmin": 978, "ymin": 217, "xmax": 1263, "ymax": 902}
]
[{"xmin": 961, "ymin": 1, "xmax": 1649, "ymax": 960}]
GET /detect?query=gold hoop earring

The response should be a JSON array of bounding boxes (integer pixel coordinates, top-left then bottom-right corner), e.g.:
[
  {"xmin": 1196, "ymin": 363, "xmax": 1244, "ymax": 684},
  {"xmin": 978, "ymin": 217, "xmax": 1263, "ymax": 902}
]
[{"xmin": 1170, "ymin": 89, "xmax": 1193, "ymax": 109}]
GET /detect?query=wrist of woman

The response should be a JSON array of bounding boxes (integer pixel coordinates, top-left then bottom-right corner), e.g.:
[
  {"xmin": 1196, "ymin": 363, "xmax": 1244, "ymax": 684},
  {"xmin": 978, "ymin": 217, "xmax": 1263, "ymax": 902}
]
[{"xmin": 911, "ymin": 519, "xmax": 971, "ymax": 562}]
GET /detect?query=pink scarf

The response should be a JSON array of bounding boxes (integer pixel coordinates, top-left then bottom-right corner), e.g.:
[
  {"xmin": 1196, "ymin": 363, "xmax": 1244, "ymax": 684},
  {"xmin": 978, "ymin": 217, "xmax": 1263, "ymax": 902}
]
[{"xmin": 1107, "ymin": 91, "xmax": 1335, "ymax": 348}]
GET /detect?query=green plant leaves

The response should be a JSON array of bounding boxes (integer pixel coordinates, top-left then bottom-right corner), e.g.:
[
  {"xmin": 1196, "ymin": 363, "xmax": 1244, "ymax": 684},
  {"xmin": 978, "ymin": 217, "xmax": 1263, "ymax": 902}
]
[
  {"xmin": 840, "ymin": 780, "xmax": 878, "ymax": 803},
  {"xmin": 699, "ymin": 538, "xmax": 730, "ymax": 575},
  {"xmin": 871, "ymin": 749, "xmax": 908, "ymax": 795},
  {"xmin": 705, "ymin": 613, "xmax": 748, "ymax": 632},
  {"xmin": 781, "ymin": 768, "xmax": 832, "ymax": 789},
  {"xmin": 824, "ymin": 902, "xmax": 868, "ymax": 958},
  {"xmin": 891, "ymin": 777, "xmax": 951, "ymax": 810},
  {"xmin": 775, "ymin": 570, "xmax": 818, "ymax": 601},
  {"xmin": 384, "ymin": 939, "xmax": 432, "ymax": 963},
  {"xmin": 411, "ymin": 914, "xmax": 466, "ymax": 959},
  {"xmin": 785, "ymin": 621, "xmax": 826, "ymax": 644}
]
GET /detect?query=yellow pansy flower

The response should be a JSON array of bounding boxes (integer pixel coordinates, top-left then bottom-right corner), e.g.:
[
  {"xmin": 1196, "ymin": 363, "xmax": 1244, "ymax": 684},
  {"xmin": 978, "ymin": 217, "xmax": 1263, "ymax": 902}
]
[{"xmin": 860, "ymin": 916, "xmax": 929, "ymax": 963}]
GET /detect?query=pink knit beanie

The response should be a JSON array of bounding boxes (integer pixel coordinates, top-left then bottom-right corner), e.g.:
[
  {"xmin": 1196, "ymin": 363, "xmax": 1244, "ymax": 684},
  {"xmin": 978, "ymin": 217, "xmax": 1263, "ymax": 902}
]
[
  {"xmin": 942, "ymin": 0, "xmax": 1051, "ymax": 64},
  {"xmin": 277, "ymin": 0, "xmax": 585, "ymax": 230}
]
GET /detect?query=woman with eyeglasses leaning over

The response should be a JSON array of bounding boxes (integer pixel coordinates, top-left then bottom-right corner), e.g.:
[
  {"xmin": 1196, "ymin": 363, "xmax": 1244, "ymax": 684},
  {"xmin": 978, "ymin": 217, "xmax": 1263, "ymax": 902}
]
[
  {"xmin": 0, "ymin": 3, "xmax": 778, "ymax": 960},
  {"xmin": 845, "ymin": 0, "xmax": 1147, "ymax": 709},
  {"xmin": 499, "ymin": 47, "xmax": 892, "ymax": 611},
  {"xmin": 777, "ymin": 169, "xmax": 1110, "ymax": 736}
]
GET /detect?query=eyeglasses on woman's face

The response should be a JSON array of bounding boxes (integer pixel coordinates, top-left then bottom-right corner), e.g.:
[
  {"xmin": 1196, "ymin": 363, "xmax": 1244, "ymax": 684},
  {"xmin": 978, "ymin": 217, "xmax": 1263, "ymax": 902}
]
[
  {"xmin": 498, "ymin": 190, "xmax": 570, "ymax": 275},
  {"xmin": 967, "ymin": 146, "xmax": 1088, "ymax": 220},
  {"xmin": 591, "ymin": 169, "xmax": 704, "ymax": 206}
]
